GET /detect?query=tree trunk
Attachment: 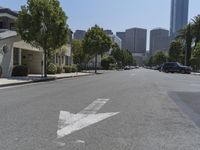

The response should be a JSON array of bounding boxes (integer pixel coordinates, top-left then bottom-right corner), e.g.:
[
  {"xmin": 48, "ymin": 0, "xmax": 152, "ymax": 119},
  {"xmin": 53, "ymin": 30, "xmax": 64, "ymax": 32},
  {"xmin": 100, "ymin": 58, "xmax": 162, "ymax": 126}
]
[
  {"xmin": 44, "ymin": 48, "xmax": 47, "ymax": 77},
  {"xmin": 95, "ymin": 53, "xmax": 98, "ymax": 74}
]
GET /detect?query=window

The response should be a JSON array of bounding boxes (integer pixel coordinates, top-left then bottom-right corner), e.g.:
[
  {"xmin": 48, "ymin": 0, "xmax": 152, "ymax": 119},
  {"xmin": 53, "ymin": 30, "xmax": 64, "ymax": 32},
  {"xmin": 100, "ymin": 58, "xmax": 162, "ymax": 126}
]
[
  {"xmin": 13, "ymin": 48, "xmax": 19, "ymax": 65},
  {"xmin": 0, "ymin": 22, "xmax": 3, "ymax": 29},
  {"xmin": 10, "ymin": 23, "xmax": 16, "ymax": 31}
]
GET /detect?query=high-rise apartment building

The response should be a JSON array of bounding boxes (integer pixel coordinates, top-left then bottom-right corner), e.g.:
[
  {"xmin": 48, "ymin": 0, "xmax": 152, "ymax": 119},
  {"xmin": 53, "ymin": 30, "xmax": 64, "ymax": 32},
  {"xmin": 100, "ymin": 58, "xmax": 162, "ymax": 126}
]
[
  {"xmin": 150, "ymin": 28, "xmax": 170, "ymax": 56},
  {"xmin": 170, "ymin": 0, "xmax": 189, "ymax": 40}
]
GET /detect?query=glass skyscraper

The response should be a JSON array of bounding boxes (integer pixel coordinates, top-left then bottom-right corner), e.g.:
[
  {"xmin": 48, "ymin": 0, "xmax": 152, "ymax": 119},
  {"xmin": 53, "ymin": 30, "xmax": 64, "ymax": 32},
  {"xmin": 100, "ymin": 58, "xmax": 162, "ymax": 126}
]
[{"xmin": 170, "ymin": 0, "xmax": 189, "ymax": 40}]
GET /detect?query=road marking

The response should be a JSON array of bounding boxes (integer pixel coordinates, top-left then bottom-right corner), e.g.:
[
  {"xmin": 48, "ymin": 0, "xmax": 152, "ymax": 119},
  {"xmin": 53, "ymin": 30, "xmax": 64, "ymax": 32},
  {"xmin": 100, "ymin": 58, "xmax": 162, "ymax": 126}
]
[
  {"xmin": 75, "ymin": 140, "xmax": 85, "ymax": 144},
  {"xmin": 57, "ymin": 98, "xmax": 119, "ymax": 139}
]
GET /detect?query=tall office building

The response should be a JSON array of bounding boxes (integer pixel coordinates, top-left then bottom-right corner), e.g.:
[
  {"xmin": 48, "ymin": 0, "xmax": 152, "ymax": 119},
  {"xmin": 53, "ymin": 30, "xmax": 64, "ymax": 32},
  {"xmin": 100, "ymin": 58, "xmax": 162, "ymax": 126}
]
[
  {"xmin": 125, "ymin": 28, "xmax": 147, "ymax": 65},
  {"xmin": 125, "ymin": 28, "xmax": 147, "ymax": 54},
  {"xmin": 116, "ymin": 32, "xmax": 126, "ymax": 49},
  {"xmin": 73, "ymin": 30, "xmax": 86, "ymax": 40},
  {"xmin": 170, "ymin": 0, "xmax": 189, "ymax": 40},
  {"xmin": 150, "ymin": 28, "xmax": 170, "ymax": 56}
]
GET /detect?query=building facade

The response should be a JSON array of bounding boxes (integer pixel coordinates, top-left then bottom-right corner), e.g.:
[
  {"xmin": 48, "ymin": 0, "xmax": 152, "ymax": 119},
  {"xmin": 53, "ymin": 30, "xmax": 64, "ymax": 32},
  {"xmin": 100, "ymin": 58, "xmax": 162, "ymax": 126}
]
[
  {"xmin": 109, "ymin": 34, "xmax": 122, "ymax": 49},
  {"xmin": 116, "ymin": 32, "xmax": 126, "ymax": 49},
  {"xmin": 170, "ymin": 0, "xmax": 189, "ymax": 40},
  {"xmin": 150, "ymin": 28, "xmax": 170, "ymax": 56},
  {"xmin": 125, "ymin": 28, "xmax": 147, "ymax": 54},
  {"xmin": 104, "ymin": 30, "xmax": 113, "ymax": 35},
  {"xmin": 73, "ymin": 30, "xmax": 86, "ymax": 40}
]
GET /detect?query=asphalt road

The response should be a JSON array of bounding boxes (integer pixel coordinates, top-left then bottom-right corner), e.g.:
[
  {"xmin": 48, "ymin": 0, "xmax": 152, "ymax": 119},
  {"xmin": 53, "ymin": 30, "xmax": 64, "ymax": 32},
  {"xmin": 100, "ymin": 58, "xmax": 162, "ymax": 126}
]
[{"xmin": 0, "ymin": 69, "xmax": 200, "ymax": 150}]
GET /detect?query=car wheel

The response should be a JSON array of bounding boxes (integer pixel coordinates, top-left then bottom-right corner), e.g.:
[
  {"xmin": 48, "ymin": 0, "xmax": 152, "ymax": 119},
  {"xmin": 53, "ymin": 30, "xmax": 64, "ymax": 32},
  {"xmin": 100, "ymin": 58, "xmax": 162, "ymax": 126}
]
[{"xmin": 181, "ymin": 70, "xmax": 185, "ymax": 74}]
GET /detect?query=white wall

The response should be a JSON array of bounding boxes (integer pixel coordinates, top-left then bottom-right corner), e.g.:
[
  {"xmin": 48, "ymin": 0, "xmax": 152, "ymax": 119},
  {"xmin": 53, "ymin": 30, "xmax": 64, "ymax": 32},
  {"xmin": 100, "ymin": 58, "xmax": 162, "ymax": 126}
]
[{"xmin": 0, "ymin": 36, "xmax": 20, "ymax": 77}]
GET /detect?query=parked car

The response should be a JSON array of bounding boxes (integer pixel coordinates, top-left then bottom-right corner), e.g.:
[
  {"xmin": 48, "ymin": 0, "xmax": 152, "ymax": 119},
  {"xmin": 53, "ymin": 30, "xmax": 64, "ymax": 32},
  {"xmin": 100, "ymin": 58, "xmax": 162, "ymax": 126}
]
[
  {"xmin": 157, "ymin": 64, "xmax": 164, "ymax": 72},
  {"xmin": 162, "ymin": 62, "xmax": 192, "ymax": 74},
  {"xmin": 124, "ymin": 66, "xmax": 130, "ymax": 70}
]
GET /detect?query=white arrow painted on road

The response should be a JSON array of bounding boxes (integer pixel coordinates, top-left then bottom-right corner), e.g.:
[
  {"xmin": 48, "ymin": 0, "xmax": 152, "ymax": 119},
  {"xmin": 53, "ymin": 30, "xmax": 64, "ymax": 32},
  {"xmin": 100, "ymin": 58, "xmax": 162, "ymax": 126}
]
[{"xmin": 57, "ymin": 98, "xmax": 119, "ymax": 139}]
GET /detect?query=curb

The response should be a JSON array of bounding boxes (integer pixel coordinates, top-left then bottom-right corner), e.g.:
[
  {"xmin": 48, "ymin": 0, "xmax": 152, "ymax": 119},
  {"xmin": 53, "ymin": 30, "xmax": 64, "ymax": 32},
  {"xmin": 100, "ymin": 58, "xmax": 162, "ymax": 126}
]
[
  {"xmin": 55, "ymin": 73, "xmax": 95, "ymax": 80},
  {"xmin": 191, "ymin": 72, "xmax": 200, "ymax": 76},
  {"xmin": 0, "ymin": 73, "xmax": 94, "ymax": 88}
]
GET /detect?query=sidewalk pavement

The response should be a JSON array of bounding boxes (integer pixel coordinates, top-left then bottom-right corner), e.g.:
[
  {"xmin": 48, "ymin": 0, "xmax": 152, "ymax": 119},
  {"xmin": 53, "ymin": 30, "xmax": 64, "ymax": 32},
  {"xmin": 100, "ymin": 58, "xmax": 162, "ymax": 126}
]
[
  {"xmin": 191, "ymin": 72, "xmax": 200, "ymax": 76},
  {"xmin": 0, "ymin": 72, "xmax": 93, "ymax": 87}
]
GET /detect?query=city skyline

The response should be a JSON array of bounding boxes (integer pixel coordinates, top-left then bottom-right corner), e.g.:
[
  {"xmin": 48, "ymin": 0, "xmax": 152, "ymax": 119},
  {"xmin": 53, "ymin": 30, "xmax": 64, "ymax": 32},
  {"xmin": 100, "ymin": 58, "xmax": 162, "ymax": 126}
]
[{"xmin": 1, "ymin": 0, "xmax": 200, "ymax": 50}]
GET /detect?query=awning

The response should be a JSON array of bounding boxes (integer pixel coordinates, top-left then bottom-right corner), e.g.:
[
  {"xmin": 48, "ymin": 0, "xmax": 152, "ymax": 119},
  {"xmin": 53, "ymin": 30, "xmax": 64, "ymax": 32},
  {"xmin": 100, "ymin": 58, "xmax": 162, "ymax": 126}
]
[{"xmin": 14, "ymin": 41, "xmax": 43, "ymax": 52}]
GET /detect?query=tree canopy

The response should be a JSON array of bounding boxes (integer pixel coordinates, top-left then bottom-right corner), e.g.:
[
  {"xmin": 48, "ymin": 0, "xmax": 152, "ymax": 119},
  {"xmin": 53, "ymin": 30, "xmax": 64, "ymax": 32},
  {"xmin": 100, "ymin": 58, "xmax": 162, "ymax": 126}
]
[
  {"xmin": 168, "ymin": 39, "xmax": 183, "ymax": 63},
  {"xmin": 82, "ymin": 25, "xmax": 112, "ymax": 73},
  {"xmin": 17, "ymin": 0, "xmax": 69, "ymax": 77},
  {"xmin": 153, "ymin": 51, "xmax": 168, "ymax": 65}
]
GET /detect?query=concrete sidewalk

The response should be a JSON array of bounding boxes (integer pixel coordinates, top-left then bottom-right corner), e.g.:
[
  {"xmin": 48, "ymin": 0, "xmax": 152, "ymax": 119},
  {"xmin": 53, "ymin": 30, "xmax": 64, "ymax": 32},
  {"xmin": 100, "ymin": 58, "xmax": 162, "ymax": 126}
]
[
  {"xmin": 192, "ymin": 72, "xmax": 200, "ymax": 76},
  {"xmin": 0, "ymin": 72, "xmax": 93, "ymax": 87}
]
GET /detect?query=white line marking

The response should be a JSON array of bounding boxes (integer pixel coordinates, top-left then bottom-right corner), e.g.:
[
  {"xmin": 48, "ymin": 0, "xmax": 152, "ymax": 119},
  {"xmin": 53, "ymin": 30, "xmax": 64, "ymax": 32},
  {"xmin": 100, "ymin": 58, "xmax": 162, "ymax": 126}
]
[
  {"xmin": 75, "ymin": 140, "xmax": 85, "ymax": 144},
  {"xmin": 57, "ymin": 98, "xmax": 119, "ymax": 139}
]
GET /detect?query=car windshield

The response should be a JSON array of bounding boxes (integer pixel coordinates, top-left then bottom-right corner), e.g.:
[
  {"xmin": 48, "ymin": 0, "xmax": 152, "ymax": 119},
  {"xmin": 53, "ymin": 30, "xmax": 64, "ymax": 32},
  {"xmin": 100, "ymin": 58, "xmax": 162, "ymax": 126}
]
[{"xmin": 0, "ymin": 0, "xmax": 199, "ymax": 150}]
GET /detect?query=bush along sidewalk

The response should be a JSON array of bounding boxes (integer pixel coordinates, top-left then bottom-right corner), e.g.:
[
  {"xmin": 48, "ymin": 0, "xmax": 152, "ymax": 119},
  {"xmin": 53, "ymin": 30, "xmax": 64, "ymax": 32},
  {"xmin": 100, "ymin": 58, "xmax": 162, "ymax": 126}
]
[{"xmin": 63, "ymin": 65, "xmax": 77, "ymax": 73}]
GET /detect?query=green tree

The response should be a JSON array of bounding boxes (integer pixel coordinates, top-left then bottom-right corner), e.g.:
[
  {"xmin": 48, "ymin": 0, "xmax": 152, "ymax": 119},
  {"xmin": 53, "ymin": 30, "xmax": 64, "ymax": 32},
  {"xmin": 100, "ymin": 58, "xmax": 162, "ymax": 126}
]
[
  {"xmin": 121, "ymin": 49, "xmax": 134, "ymax": 66},
  {"xmin": 82, "ymin": 25, "xmax": 112, "ymax": 73},
  {"xmin": 191, "ymin": 42, "xmax": 200, "ymax": 71},
  {"xmin": 153, "ymin": 51, "xmax": 168, "ymax": 65},
  {"xmin": 111, "ymin": 44, "xmax": 123, "ymax": 67},
  {"xmin": 193, "ymin": 42, "xmax": 200, "ymax": 58},
  {"xmin": 177, "ymin": 23, "xmax": 193, "ymax": 65},
  {"xmin": 168, "ymin": 39, "xmax": 183, "ymax": 62},
  {"xmin": 17, "ymin": 0, "xmax": 69, "ymax": 77},
  {"xmin": 192, "ymin": 15, "xmax": 200, "ymax": 46},
  {"xmin": 101, "ymin": 56, "xmax": 116, "ymax": 70},
  {"xmin": 72, "ymin": 40, "xmax": 84, "ymax": 65},
  {"xmin": 147, "ymin": 56, "xmax": 155, "ymax": 67}
]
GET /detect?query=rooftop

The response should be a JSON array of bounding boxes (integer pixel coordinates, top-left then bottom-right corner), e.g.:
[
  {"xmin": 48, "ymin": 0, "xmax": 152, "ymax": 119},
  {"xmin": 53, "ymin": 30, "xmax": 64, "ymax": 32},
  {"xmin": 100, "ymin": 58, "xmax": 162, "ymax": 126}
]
[
  {"xmin": 0, "ymin": 30, "xmax": 17, "ymax": 40},
  {"xmin": 0, "ymin": 7, "xmax": 18, "ymax": 18}
]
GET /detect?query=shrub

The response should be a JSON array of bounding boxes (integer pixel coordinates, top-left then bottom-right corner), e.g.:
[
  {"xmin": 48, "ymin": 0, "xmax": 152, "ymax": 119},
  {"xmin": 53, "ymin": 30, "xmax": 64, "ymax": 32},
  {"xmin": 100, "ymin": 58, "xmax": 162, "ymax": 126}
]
[
  {"xmin": 109, "ymin": 63, "xmax": 117, "ymax": 70},
  {"xmin": 63, "ymin": 65, "xmax": 72, "ymax": 73},
  {"xmin": 71, "ymin": 65, "xmax": 77, "ymax": 72},
  {"xmin": 47, "ymin": 63, "xmax": 57, "ymax": 74},
  {"xmin": 191, "ymin": 58, "xmax": 200, "ymax": 72},
  {"xmin": 56, "ymin": 65, "xmax": 63, "ymax": 74},
  {"xmin": 12, "ymin": 65, "xmax": 29, "ymax": 76},
  {"xmin": 101, "ymin": 56, "xmax": 116, "ymax": 70}
]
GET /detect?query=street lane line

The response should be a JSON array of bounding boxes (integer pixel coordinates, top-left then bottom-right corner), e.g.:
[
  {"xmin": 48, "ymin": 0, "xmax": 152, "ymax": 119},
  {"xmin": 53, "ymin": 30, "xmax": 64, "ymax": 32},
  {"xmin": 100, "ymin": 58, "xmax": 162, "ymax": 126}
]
[{"xmin": 57, "ymin": 98, "xmax": 119, "ymax": 139}]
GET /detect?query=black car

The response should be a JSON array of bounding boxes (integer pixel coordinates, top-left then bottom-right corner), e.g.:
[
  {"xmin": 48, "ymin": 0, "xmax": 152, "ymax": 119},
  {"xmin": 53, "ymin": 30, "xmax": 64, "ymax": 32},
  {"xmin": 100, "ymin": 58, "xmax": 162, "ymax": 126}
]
[{"xmin": 162, "ymin": 62, "xmax": 192, "ymax": 74}]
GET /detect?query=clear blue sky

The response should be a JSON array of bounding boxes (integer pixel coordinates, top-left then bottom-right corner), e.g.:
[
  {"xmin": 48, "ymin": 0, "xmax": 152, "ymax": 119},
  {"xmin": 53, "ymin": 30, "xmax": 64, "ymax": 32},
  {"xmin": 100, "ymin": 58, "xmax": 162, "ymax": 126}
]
[{"xmin": 1, "ymin": 0, "xmax": 200, "ymax": 49}]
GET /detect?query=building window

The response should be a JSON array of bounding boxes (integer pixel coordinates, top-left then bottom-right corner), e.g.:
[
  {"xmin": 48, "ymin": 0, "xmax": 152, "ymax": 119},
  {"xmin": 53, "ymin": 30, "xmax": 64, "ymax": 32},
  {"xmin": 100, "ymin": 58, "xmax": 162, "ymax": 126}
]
[
  {"xmin": 0, "ymin": 22, "xmax": 3, "ymax": 29},
  {"xmin": 13, "ymin": 48, "xmax": 19, "ymax": 65},
  {"xmin": 65, "ymin": 56, "xmax": 69, "ymax": 65},
  {"xmin": 10, "ymin": 23, "xmax": 16, "ymax": 31},
  {"xmin": 62, "ymin": 55, "xmax": 64, "ymax": 64},
  {"xmin": 55, "ymin": 53, "xmax": 58, "ymax": 64}
]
